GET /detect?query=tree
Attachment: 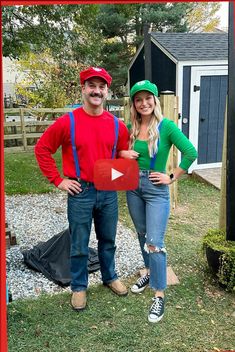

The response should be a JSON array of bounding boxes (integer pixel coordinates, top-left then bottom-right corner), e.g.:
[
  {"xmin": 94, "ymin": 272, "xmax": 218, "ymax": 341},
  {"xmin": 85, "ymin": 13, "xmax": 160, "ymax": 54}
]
[
  {"xmin": 3, "ymin": 3, "xmax": 223, "ymax": 98},
  {"xmin": 3, "ymin": 5, "xmax": 105, "ymax": 106},
  {"xmin": 185, "ymin": 2, "xmax": 221, "ymax": 33},
  {"xmin": 96, "ymin": 3, "xmax": 192, "ymax": 95},
  {"xmin": 96, "ymin": 2, "xmax": 222, "ymax": 95},
  {"xmin": 15, "ymin": 49, "xmax": 83, "ymax": 108},
  {"xmin": 2, "ymin": 4, "xmax": 103, "ymax": 65}
]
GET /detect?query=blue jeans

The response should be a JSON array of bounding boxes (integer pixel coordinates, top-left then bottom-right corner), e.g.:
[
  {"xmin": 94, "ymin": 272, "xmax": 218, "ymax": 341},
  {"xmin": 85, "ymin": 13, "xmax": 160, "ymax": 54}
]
[
  {"xmin": 126, "ymin": 170, "xmax": 170, "ymax": 291},
  {"xmin": 68, "ymin": 181, "xmax": 118, "ymax": 292}
]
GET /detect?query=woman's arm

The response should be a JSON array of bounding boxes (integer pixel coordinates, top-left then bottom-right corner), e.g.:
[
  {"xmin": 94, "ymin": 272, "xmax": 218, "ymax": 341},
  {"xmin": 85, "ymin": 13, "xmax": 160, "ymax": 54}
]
[{"xmin": 149, "ymin": 167, "xmax": 186, "ymax": 185}]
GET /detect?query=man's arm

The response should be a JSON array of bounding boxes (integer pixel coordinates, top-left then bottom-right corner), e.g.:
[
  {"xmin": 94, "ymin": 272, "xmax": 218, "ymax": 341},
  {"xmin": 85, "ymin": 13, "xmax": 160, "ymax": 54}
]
[
  {"xmin": 34, "ymin": 118, "xmax": 82, "ymax": 194},
  {"xmin": 116, "ymin": 120, "xmax": 139, "ymax": 159},
  {"xmin": 34, "ymin": 119, "xmax": 64, "ymax": 187},
  {"xmin": 116, "ymin": 120, "xmax": 130, "ymax": 155}
]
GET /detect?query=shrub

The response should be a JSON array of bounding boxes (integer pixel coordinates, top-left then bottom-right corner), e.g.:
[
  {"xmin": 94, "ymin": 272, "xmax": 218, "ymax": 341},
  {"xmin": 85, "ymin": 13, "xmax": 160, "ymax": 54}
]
[{"xmin": 202, "ymin": 229, "xmax": 235, "ymax": 291}]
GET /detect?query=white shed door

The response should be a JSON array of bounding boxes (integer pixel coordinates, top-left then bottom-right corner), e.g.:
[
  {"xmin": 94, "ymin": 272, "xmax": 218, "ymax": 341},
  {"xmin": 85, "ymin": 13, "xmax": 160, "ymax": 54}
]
[{"xmin": 188, "ymin": 66, "xmax": 228, "ymax": 172}]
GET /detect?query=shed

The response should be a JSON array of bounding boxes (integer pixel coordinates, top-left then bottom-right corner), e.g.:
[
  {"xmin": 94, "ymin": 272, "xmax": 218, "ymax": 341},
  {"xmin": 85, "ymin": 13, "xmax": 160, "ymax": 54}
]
[{"xmin": 128, "ymin": 33, "xmax": 228, "ymax": 172}]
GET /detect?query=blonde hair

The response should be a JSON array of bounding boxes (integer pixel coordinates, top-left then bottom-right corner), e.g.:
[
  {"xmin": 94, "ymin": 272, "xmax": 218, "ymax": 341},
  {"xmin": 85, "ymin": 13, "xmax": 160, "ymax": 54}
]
[{"xmin": 129, "ymin": 95, "xmax": 163, "ymax": 157}]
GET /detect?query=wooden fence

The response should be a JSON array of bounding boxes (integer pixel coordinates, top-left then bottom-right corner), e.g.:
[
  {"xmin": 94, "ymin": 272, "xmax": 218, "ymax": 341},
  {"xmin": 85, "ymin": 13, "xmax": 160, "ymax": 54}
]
[
  {"xmin": 4, "ymin": 108, "xmax": 74, "ymax": 152},
  {"xmin": 3, "ymin": 94, "xmax": 178, "ymax": 208},
  {"xmin": 3, "ymin": 98, "xmax": 131, "ymax": 153},
  {"xmin": 160, "ymin": 92, "xmax": 179, "ymax": 209}
]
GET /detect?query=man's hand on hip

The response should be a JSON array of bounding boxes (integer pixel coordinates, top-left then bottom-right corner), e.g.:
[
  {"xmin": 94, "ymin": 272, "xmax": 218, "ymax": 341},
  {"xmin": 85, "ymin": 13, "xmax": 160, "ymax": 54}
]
[{"xmin": 58, "ymin": 179, "xmax": 82, "ymax": 195}]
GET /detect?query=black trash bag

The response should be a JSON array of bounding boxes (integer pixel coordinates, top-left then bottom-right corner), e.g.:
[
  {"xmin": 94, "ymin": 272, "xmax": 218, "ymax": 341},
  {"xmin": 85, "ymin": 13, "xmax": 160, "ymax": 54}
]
[{"xmin": 22, "ymin": 228, "xmax": 100, "ymax": 287}]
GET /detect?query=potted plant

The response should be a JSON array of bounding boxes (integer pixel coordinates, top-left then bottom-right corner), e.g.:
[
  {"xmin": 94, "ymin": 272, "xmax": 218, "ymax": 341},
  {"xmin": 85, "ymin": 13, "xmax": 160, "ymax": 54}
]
[
  {"xmin": 202, "ymin": 102, "xmax": 235, "ymax": 292},
  {"xmin": 202, "ymin": 229, "xmax": 235, "ymax": 291}
]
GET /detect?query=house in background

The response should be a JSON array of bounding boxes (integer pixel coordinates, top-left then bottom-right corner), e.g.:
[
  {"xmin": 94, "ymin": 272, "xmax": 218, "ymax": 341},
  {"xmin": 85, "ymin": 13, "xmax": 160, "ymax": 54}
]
[
  {"xmin": 3, "ymin": 57, "xmax": 18, "ymax": 106},
  {"xmin": 128, "ymin": 33, "xmax": 228, "ymax": 172},
  {"xmin": 3, "ymin": 57, "xmax": 29, "ymax": 107},
  {"xmin": 3, "ymin": 57, "xmax": 38, "ymax": 108}
]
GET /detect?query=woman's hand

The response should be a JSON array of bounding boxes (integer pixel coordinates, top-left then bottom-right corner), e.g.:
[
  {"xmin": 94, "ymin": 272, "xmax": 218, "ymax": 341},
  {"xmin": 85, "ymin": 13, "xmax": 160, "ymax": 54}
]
[
  {"xmin": 149, "ymin": 172, "xmax": 172, "ymax": 185},
  {"xmin": 118, "ymin": 150, "xmax": 139, "ymax": 159},
  {"xmin": 149, "ymin": 168, "xmax": 185, "ymax": 185}
]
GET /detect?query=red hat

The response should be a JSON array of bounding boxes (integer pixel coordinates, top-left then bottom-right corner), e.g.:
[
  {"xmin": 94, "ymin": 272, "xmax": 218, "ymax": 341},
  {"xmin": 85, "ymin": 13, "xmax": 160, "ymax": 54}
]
[{"xmin": 80, "ymin": 67, "xmax": 112, "ymax": 87}]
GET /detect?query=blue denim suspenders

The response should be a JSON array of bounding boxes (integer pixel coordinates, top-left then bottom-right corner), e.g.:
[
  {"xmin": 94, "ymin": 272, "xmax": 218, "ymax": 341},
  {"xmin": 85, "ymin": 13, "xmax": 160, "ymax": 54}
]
[
  {"xmin": 111, "ymin": 115, "xmax": 119, "ymax": 159},
  {"xmin": 69, "ymin": 111, "xmax": 119, "ymax": 178},
  {"xmin": 149, "ymin": 120, "xmax": 163, "ymax": 170},
  {"xmin": 69, "ymin": 112, "xmax": 81, "ymax": 178}
]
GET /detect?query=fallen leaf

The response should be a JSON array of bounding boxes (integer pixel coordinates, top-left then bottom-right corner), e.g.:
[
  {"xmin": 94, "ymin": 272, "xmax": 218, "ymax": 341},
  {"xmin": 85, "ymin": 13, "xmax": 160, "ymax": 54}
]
[
  {"xmin": 176, "ymin": 305, "xmax": 182, "ymax": 309},
  {"xmin": 205, "ymin": 287, "xmax": 222, "ymax": 299},
  {"xmin": 54, "ymin": 207, "xmax": 64, "ymax": 214},
  {"xmin": 196, "ymin": 296, "xmax": 203, "ymax": 306},
  {"xmin": 90, "ymin": 325, "xmax": 98, "ymax": 329},
  {"xmin": 35, "ymin": 326, "xmax": 41, "ymax": 337},
  {"xmin": 104, "ymin": 321, "xmax": 113, "ymax": 326}
]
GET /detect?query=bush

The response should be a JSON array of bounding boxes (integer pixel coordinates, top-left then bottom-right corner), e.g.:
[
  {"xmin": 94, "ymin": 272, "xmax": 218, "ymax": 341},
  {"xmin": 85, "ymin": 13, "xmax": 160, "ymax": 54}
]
[{"xmin": 202, "ymin": 229, "xmax": 235, "ymax": 291}]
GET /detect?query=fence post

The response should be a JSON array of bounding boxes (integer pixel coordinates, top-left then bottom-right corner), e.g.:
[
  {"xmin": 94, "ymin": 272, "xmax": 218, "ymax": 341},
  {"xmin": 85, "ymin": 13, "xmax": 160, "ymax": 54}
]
[
  {"xmin": 123, "ymin": 96, "xmax": 130, "ymax": 125},
  {"xmin": 160, "ymin": 91, "xmax": 179, "ymax": 210},
  {"xmin": 219, "ymin": 98, "xmax": 227, "ymax": 230},
  {"xmin": 20, "ymin": 108, "xmax": 27, "ymax": 151}
]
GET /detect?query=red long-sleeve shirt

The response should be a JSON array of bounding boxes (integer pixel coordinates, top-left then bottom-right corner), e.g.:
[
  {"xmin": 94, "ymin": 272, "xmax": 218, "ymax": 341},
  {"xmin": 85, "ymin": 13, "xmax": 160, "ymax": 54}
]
[{"xmin": 35, "ymin": 107, "xmax": 129, "ymax": 186}]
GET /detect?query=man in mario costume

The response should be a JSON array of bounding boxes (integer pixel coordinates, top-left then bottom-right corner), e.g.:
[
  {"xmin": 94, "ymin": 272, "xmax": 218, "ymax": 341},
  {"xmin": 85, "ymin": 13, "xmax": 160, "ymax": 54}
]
[{"xmin": 35, "ymin": 67, "xmax": 129, "ymax": 311}]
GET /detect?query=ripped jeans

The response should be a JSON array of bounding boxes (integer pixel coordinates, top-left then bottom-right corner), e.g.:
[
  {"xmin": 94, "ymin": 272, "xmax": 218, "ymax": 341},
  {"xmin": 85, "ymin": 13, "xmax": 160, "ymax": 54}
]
[{"xmin": 126, "ymin": 170, "xmax": 170, "ymax": 291}]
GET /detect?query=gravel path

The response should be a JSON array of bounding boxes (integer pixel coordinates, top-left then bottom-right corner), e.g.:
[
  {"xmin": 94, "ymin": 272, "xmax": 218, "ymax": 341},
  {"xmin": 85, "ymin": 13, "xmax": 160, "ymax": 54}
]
[{"xmin": 6, "ymin": 192, "xmax": 144, "ymax": 301}]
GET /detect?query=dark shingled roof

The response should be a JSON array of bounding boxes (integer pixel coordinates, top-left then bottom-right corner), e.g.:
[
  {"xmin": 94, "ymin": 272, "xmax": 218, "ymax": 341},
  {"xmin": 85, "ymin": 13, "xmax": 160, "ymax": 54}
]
[{"xmin": 151, "ymin": 33, "xmax": 228, "ymax": 61}]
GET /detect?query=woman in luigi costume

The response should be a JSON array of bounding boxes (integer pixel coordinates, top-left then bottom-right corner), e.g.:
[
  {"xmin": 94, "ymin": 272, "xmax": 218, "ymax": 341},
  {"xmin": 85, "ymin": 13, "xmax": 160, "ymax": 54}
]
[{"xmin": 119, "ymin": 80, "xmax": 197, "ymax": 323}]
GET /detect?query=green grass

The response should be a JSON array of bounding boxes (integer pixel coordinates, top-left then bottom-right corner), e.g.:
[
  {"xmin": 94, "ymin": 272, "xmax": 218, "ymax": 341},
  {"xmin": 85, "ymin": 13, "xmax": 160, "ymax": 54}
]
[
  {"xmin": 7, "ymin": 283, "xmax": 235, "ymax": 352},
  {"xmin": 4, "ymin": 150, "xmax": 62, "ymax": 195},
  {"xmin": 5, "ymin": 152, "xmax": 235, "ymax": 352}
]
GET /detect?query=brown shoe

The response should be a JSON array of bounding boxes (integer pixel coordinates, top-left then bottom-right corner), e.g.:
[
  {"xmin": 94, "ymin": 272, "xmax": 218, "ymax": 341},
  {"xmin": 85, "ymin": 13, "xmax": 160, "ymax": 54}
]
[
  {"xmin": 105, "ymin": 279, "xmax": 128, "ymax": 296},
  {"xmin": 71, "ymin": 291, "xmax": 87, "ymax": 311}
]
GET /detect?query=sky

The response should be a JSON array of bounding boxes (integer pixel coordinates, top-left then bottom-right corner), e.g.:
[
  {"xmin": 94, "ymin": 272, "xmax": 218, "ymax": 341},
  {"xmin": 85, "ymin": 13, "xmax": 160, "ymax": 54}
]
[{"xmin": 218, "ymin": 1, "xmax": 229, "ymax": 29}]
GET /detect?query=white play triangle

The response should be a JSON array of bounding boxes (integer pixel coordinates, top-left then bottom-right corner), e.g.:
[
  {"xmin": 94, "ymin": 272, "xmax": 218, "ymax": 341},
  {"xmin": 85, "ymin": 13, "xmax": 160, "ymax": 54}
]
[{"xmin": 111, "ymin": 168, "xmax": 124, "ymax": 181}]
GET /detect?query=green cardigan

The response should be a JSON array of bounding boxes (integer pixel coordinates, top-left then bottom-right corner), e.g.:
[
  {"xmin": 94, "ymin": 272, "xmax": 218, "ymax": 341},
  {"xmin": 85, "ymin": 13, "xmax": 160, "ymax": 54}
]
[{"xmin": 129, "ymin": 118, "xmax": 198, "ymax": 172}]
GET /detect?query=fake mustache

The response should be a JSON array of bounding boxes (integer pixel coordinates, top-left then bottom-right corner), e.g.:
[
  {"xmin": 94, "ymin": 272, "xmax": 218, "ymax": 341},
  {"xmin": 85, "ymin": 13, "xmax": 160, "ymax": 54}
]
[{"xmin": 89, "ymin": 93, "xmax": 104, "ymax": 98}]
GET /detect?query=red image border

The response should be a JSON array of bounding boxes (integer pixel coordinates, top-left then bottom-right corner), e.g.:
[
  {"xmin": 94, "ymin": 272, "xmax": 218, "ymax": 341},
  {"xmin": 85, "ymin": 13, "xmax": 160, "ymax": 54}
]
[{"xmin": 0, "ymin": 2, "xmax": 233, "ymax": 352}]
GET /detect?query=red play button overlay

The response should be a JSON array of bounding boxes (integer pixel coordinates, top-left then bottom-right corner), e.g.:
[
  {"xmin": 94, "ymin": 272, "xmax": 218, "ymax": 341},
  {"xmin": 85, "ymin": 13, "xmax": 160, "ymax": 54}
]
[{"xmin": 94, "ymin": 159, "xmax": 139, "ymax": 191}]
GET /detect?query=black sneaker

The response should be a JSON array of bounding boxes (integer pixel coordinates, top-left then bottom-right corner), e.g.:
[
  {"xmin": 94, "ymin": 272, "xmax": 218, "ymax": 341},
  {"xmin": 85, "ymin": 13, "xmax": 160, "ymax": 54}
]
[
  {"xmin": 131, "ymin": 274, "xmax": 150, "ymax": 293},
  {"xmin": 148, "ymin": 297, "xmax": 164, "ymax": 323}
]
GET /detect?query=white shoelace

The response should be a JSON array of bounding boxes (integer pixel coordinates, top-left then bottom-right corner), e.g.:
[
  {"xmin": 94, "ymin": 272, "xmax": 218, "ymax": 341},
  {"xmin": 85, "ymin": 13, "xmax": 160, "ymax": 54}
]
[
  {"xmin": 150, "ymin": 297, "xmax": 163, "ymax": 315},
  {"xmin": 136, "ymin": 274, "xmax": 149, "ymax": 286}
]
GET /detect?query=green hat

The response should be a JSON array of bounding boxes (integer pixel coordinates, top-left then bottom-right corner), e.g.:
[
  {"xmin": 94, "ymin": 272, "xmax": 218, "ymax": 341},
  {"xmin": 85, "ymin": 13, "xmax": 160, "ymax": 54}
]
[{"xmin": 130, "ymin": 80, "xmax": 158, "ymax": 100}]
